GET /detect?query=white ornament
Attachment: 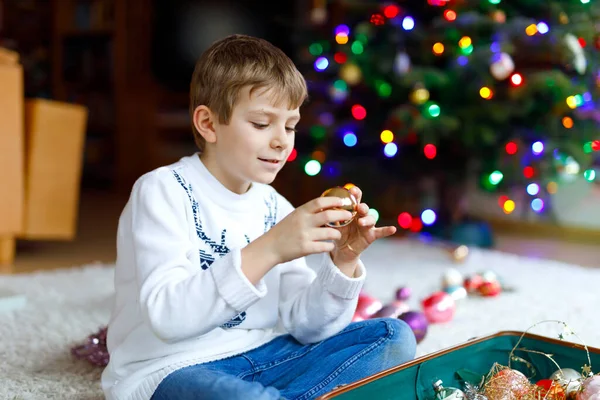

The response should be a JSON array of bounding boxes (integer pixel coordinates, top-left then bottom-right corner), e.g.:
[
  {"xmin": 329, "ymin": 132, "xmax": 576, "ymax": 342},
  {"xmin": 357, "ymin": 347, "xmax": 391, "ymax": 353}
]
[
  {"xmin": 442, "ymin": 268, "xmax": 464, "ymax": 288},
  {"xmin": 489, "ymin": 52, "xmax": 515, "ymax": 80},
  {"xmin": 481, "ymin": 270, "xmax": 497, "ymax": 283},
  {"xmin": 394, "ymin": 52, "xmax": 411, "ymax": 75},
  {"xmin": 564, "ymin": 33, "xmax": 587, "ymax": 74}
]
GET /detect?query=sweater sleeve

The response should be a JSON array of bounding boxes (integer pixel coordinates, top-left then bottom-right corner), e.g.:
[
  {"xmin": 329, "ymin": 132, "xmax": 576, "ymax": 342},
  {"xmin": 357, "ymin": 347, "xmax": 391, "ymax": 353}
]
[
  {"xmin": 130, "ymin": 170, "xmax": 267, "ymax": 343},
  {"xmin": 275, "ymin": 194, "xmax": 366, "ymax": 345}
]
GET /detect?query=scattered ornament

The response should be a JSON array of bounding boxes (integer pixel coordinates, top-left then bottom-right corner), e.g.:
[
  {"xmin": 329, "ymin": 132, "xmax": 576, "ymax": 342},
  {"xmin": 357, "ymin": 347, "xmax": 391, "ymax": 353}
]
[
  {"xmin": 422, "ymin": 291, "xmax": 456, "ymax": 323},
  {"xmin": 442, "ymin": 268, "xmax": 464, "ymax": 289},
  {"xmin": 398, "ymin": 311, "xmax": 429, "ymax": 343},
  {"xmin": 478, "ymin": 281, "xmax": 502, "ymax": 297}
]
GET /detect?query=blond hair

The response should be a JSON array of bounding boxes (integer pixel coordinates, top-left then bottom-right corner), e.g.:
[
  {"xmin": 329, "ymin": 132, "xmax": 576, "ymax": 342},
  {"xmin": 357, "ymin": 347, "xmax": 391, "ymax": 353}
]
[{"xmin": 190, "ymin": 34, "xmax": 308, "ymax": 152}]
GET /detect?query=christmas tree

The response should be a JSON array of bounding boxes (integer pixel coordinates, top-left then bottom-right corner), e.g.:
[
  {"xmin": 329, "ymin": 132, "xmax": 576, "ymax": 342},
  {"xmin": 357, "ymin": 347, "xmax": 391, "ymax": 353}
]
[{"xmin": 293, "ymin": 0, "xmax": 600, "ymax": 235}]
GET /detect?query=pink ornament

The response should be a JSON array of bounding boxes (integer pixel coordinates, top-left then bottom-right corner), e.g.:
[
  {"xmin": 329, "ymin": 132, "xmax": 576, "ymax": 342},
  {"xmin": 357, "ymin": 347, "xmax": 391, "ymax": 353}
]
[
  {"xmin": 421, "ymin": 291, "xmax": 455, "ymax": 323},
  {"xmin": 354, "ymin": 293, "xmax": 382, "ymax": 321},
  {"xmin": 578, "ymin": 375, "xmax": 600, "ymax": 400}
]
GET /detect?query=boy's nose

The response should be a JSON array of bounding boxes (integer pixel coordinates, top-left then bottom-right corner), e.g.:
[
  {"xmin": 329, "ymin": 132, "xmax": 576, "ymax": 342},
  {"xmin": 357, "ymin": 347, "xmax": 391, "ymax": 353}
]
[{"xmin": 270, "ymin": 128, "xmax": 289, "ymax": 149}]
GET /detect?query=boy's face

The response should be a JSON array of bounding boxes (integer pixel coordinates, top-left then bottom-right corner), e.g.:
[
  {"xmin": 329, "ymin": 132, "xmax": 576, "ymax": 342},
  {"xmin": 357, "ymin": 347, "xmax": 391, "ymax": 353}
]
[{"xmin": 207, "ymin": 86, "xmax": 300, "ymax": 194}]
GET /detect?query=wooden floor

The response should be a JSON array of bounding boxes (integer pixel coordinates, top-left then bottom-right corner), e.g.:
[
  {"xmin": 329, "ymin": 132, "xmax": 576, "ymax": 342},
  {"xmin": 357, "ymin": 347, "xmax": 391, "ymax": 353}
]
[{"xmin": 8, "ymin": 191, "xmax": 600, "ymax": 273}]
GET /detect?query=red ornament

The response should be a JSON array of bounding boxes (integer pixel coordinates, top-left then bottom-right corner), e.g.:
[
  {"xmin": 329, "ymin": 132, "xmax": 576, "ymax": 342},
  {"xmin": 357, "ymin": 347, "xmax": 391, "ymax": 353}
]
[
  {"xmin": 478, "ymin": 281, "xmax": 502, "ymax": 297},
  {"xmin": 595, "ymin": 34, "xmax": 600, "ymax": 50},
  {"xmin": 592, "ymin": 140, "xmax": 600, "ymax": 151},
  {"xmin": 464, "ymin": 274, "xmax": 484, "ymax": 293},
  {"xmin": 536, "ymin": 379, "xmax": 566, "ymax": 399},
  {"xmin": 353, "ymin": 293, "xmax": 382, "ymax": 321},
  {"xmin": 422, "ymin": 292, "xmax": 456, "ymax": 323}
]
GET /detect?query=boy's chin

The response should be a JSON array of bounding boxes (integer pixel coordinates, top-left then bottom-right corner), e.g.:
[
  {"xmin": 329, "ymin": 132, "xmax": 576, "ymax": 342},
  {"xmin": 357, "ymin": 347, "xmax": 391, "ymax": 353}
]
[{"xmin": 253, "ymin": 171, "xmax": 279, "ymax": 185}]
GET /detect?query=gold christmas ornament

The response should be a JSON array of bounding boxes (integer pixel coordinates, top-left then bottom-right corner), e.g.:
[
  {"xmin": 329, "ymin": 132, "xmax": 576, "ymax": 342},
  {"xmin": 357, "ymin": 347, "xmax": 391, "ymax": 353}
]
[{"xmin": 320, "ymin": 187, "xmax": 359, "ymax": 228}]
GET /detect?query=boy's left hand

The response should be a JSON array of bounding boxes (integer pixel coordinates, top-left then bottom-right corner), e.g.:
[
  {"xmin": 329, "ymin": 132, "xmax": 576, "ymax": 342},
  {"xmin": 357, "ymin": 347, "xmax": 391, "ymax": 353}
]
[{"xmin": 331, "ymin": 186, "xmax": 397, "ymax": 275}]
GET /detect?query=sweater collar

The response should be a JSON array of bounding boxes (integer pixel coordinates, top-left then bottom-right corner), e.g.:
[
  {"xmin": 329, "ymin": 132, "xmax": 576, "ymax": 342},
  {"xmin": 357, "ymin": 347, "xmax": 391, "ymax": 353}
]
[{"xmin": 184, "ymin": 153, "xmax": 264, "ymax": 212}]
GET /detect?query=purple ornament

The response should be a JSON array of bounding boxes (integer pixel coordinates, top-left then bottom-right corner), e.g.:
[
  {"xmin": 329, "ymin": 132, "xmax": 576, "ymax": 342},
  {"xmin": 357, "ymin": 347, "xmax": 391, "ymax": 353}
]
[
  {"xmin": 71, "ymin": 326, "xmax": 110, "ymax": 367},
  {"xmin": 396, "ymin": 286, "xmax": 412, "ymax": 301},
  {"xmin": 398, "ymin": 311, "xmax": 428, "ymax": 343}
]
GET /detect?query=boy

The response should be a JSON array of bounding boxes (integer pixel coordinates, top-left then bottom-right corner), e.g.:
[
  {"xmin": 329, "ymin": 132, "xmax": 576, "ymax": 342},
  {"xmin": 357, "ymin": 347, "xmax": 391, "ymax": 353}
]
[{"xmin": 101, "ymin": 34, "xmax": 416, "ymax": 400}]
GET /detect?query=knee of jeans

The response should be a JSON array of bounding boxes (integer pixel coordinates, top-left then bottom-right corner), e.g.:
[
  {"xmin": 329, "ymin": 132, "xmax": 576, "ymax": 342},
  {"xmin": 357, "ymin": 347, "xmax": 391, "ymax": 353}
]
[{"xmin": 380, "ymin": 318, "xmax": 417, "ymax": 364}]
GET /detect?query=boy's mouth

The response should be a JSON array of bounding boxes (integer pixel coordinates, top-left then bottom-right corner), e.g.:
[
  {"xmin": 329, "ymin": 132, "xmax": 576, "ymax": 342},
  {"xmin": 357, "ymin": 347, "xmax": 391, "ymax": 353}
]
[{"xmin": 258, "ymin": 158, "xmax": 280, "ymax": 164}]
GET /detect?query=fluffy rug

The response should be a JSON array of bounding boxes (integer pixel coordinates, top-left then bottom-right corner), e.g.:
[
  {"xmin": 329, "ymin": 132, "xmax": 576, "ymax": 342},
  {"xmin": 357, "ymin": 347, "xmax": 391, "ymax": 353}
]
[{"xmin": 1, "ymin": 238, "xmax": 599, "ymax": 399}]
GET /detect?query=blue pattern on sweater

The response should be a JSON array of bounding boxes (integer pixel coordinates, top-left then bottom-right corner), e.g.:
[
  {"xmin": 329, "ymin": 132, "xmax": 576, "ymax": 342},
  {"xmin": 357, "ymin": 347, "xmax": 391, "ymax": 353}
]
[{"xmin": 171, "ymin": 169, "xmax": 277, "ymax": 329}]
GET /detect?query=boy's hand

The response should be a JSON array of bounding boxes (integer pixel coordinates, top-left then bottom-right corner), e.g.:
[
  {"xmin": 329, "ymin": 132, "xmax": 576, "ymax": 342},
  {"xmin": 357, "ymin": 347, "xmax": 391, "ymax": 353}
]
[
  {"xmin": 263, "ymin": 196, "xmax": 355, "ymax": 265},
  {"xmin": 332, "ymin": 186, "xmax": 397, "ymax": 275}
]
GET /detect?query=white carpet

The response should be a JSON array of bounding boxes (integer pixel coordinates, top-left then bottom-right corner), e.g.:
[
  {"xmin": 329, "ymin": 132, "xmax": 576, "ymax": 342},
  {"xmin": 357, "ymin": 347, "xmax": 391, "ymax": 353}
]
[{"xmin": 1, "ymin": 238, "xmax": 599, "ymax": 399}]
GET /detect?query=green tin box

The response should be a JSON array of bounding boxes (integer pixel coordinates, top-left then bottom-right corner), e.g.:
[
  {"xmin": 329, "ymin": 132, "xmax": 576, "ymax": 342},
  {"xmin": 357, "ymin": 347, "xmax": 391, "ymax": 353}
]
[{"xmin": 318, "ymin": 331, "xmax": 600, "ymax": 399}]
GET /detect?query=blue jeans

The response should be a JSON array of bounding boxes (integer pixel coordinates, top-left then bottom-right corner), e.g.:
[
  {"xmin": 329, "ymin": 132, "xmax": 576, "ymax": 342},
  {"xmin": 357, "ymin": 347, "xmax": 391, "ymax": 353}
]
[{"xmin": 151, "ymin": 318, "xmax": 417, "ymax": 400}]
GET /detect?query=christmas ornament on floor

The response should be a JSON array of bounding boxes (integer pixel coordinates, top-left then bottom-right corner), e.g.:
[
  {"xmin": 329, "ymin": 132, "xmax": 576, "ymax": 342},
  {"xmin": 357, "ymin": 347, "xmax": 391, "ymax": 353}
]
[
  {"xmin": 71, "ymin": 326, "xmax": 109, "ymax": 367},
  {"xmin": 372, "ymin": 286, "xmax": 411, "ymax": 318},
  {"xmin": 422, "ymin": 291, "xmax": 456, "ymax": 323},
  {"xmin": 398, "ymin": 311, "xmax": 429, "ymax": 344},
  {"xmin": 353, "ymin": 292, "xmax": 383, "ymax": 321},
  {"xmin": 320, "ymin": 187, "xmax": 358, "ymax": 227}
]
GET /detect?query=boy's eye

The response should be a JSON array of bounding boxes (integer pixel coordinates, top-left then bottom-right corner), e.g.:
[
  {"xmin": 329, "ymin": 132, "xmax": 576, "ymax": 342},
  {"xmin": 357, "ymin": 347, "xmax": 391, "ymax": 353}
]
[
  {"xmin": 252, "ymin": 123, "xmax": 269, "ymax": 129},
  {"xmin": 285, "ymin": 127, "xmax": 297, "ymax": 133}
]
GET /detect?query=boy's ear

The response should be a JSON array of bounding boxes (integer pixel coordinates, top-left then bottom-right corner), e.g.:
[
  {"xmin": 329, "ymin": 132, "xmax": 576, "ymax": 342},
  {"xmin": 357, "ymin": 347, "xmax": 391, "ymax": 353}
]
[{"xmin": 192, "ymin": 105, "xmax": 217, "ymax": 144}]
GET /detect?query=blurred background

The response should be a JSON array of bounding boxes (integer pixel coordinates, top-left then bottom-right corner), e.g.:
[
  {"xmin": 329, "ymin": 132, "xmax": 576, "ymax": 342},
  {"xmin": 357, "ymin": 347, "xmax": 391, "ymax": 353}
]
[{"xmin": 1, "ymin": 0, "xmax": 599, "ymax": 272}]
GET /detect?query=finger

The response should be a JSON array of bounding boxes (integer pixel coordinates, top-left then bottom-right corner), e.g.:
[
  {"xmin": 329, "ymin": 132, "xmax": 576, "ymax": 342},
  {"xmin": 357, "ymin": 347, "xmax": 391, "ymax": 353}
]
[
  {"xmin": 310, "ymin": 227, "xmax": 343, "ymax": 242},
  {"xmin": 356, "ymin": 203, "xmax": 369, "ymax": 216},
  {"xmin": 313, "ymin": 209, "xmax": 354, "ymax": 227},
  {"xmin": 349, "ymin": 186, "xmax": 362, "ymax": 203},
  {"xmin": 306, "ymin": 241, "xmax": 336, "ymax": 255},
  {"xmin": 372, "ymin": 226, "xmax": 397, "ymax": 240},
  {"xmin": 357, "ymin": 215, "xmax": 376, "ymax": 228},
  {"xmin": 306, "ymin": 196, "xmax": 346, "ymax": 213}
]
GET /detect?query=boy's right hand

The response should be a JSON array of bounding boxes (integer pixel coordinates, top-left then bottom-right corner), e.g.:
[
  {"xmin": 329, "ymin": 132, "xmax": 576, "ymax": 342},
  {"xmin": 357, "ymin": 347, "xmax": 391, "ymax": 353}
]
[{"xmin": 264, "ymin": 196, "xmax": 354, "ymax": 265}]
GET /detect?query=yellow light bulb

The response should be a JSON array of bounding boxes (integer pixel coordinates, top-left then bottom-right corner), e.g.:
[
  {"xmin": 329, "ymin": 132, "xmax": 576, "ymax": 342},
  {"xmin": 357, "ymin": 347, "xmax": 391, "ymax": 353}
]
[
  {"xmin": 480, "ymin": 87, "xmax": 493, "ymax": 99},
  {"xmin": 566, "ymin": 96, "xmax": 577, "ymax": 109},
  {"xmin": 459, "ymin": 36, "xmax": 472, "ymax": 48},
  {"xmin": 503, "ymin": 200, "xmax": 516, "ymax": 214},
  {"xmin": 433, "ymin": 42, "xmax": 445, "ymax": 55},
  {"xmin": 562, "ymin": 116, "xmax": 574, "ymax": 128},
  {"xmin": 380, "ymin": 130, "xmax": 394, "ymax": 144},
  {"xmin": 525, "ymin": 24, "xmax": 538, "ymax": 36},
  {"xmin": 335, "ymin": 33, "xmax": 349, "ymax": 45}
]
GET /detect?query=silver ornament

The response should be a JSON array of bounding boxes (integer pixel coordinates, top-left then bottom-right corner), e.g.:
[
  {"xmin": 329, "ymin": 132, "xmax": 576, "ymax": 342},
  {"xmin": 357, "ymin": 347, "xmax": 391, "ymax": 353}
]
[{"xmin": 550, "ymin": 368, "xmax": 583, "ymax": 395}]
